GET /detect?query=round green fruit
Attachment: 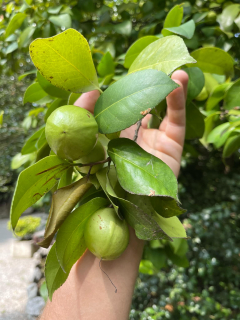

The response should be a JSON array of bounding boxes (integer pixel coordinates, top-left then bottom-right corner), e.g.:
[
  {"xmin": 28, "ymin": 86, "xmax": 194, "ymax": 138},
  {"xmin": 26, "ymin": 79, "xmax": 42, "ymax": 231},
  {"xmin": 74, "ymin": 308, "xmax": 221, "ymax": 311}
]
[
  {"xmin": 77, "ymin": 140, "xmax": 106, "ymax": 174},
  {"xmin": 84, "ymin": 208, "xmax": 129, "ymax": 260},
  {"xmin": 45, "ymin": 105, "xmax": 98, "ymax": 161}
]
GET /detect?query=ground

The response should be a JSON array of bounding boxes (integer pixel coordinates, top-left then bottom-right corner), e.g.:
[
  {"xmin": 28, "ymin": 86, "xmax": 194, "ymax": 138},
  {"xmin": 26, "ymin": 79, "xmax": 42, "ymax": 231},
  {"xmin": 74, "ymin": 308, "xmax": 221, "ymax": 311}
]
[{"xmin": 0, "ymin": 219, "xmax": 35, "ymax": 320}]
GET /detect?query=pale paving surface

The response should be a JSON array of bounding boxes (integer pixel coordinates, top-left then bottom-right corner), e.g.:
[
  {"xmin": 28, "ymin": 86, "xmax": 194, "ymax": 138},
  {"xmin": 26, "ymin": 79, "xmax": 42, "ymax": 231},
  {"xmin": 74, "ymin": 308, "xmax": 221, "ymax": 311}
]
[{"xmin": 0, "ymin": 219, "xmax": 35, "ymax": 320}]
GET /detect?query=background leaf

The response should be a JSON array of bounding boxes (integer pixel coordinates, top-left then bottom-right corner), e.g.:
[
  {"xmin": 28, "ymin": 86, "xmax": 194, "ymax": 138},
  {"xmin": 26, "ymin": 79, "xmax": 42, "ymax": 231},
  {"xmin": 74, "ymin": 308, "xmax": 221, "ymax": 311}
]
[
  {"xmin": 162, "ymin": 5, "xmax": 183, "ymax": 37},
  {"xmin": 94, "ymin": 69, "xmax": 178, "ymax": 134},
  {"xmin": 5, "ymin": 13, "xmax": 26, "ymax": 39},
  {"xmin": 21, "ymin": 126, "xmax": 45, "ymax": 155},
  {"xmin": 185, "ymin": 102, "xmax": 205, "ymax": 140},
  {"xmin": 225, "ymin": 79, "xmax": 240, "ymax": 110},
  {"xmin": 97, "ymin": 51, "xmax": 115, "ymax": 77},
  {"xmin": 124, "ymin": 36, "xmax": 158, "ymax": 69},
  {"xmin": 37, "ymin": 71, "xmax": 69, "ymax": 99},
  {"xmin": 23, "ymin": 83, "xmax": 48, "ymax": 104},
  {"xmin": 163, "ymin": 20, "xmax": 195, "ymax": 39},
  {"xmin": 30, "ymin": 28, "xmax": 99, "ymax": 93},
  {"xmin": 190, "ymin": 47, "xmax": 234, "ymax": 78},
  {"xmin": 184, "ymin": 67, "xmax": 205, "ymax": 101},
  {"xmin": 129, "ymin": 36, "xmax": 196, "ymax": 75}
]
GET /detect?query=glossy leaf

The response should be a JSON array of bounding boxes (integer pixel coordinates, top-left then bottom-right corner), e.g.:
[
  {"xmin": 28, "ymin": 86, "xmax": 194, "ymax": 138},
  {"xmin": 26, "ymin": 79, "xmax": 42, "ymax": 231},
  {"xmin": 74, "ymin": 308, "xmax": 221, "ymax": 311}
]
[
  {"xmin": 190, "ymin": 47, "xmax": 234, "ymax": 78},
  {"xmin": 23, "ymin": 83, "xmax": 48, "ymax": 104},
  {"xmin": 206, "ymin": 83, "xmax": 232, "ymax": 110},
  {"xmin": 45, "ymin": 243, "xmax": 69, "ymax": 301},
  {"xmin": 38, "ymin": 176, "xmax": 92, "ymax": 248},
  {"xmin": 37, "ymin": 72, "xmax": 69, "ymax": 99},
  {"xmin": 225, "ymin": 79, "xmax": 240, "ymax": 110},
  {"xmin": 183, "ymin": 67, "xmax": 205, "ymax": 100},
  {"xmin": 56, "ymin": 197, "xmax": 109, "ymax": 272},
  {"xmin": 163, "ymin": 20, "xmax": 195, "ymax": 39},
  {"xmin": 29, "ymin": 29, "xmax": 99, "ymax": 93},
  {"xmin": 162, "ymin": 5, "xmax": 183, "ymax": 37},
  {"xmin": 21, "ymin": 127, "xmax": 45, "ymax": 155},
  {"xmin": 100, "ymin": 166, "xmax": 172, "ymax": 241},
  {"xmin": 108, "ymin": 138, "xmax": 178, "ymax": 199},
  {"xmin": 97, "ymin": 52, "xmax": 115, "ymax": 77},
  {"xmin": 185, "ymin": 102, "xmax": 205, "ymax": 140},
  {"xmin": 94, "ymin": 69, "xmax": 178, "ymax": 134},
  {"xmin": 5, "ymin": 13, "xmax": 26, "ymax": 39},
  {"xmin": 10, "ymin": 156, "xmax": 69, "ymax": 230},
  {"xmin": 124, "ymin": 36, "xmax": 158, "ymax": 69},
  {"xmin": 129, "ymin": 36, "xmax": 196, "ymax": 75}
]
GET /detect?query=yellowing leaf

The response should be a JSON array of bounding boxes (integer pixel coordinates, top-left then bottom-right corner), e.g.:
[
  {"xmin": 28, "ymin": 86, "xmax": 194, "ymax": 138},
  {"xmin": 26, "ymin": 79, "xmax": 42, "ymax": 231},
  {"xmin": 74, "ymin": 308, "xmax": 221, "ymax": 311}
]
[
  {"xmin": 129, "ymin": 36, "xmax": 196, "ymax": 75},
  {"xmin": 29, "ymin": 29, "xmax": 99, "ymax": 93},
  {"xmin": 38, "ymin": 176, "xmax": 92, "ymax": 248}
]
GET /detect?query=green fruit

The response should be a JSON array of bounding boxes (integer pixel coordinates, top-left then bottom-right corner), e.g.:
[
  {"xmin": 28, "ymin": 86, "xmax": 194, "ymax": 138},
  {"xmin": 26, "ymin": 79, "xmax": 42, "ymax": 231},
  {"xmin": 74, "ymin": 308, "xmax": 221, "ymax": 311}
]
[
  {"xmin": 77, "ymin": 140, "xmax": 106, "ymax": 174},
  {"xmin": 206, "ymin": 11, "xmax": 217, "ymax": 23},
  {"xmin": 84, "ymin": 208, "xmax": 129, "ymax": 260},
  {"xmin": 45, "ymin": 105, "xmax": 98, "ymax": 161}
]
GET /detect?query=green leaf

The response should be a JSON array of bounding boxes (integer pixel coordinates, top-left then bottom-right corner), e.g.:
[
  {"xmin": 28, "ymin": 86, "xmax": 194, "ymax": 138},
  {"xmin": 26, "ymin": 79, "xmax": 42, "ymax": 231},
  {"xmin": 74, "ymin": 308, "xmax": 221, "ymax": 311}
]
[
  {"xmin": 127, "ymin": 193, "xmax": 186, "ymax": 239},
  {"xmin": 5, "ymin": 42, "xmax": 18, "ymax": 55},
  {"xmin": 206, "ymin": 83, "xmax": 232, "ymax": 110},
  {"xmin": 18, "ymin": 70, "xmax": 37, "ymax": 81},
  {"xmin": 18, "ymin": 26, "xmax": 35, "ymax": 48},
  {"xmin": 163, "ymin": 20, "xmax": 195, "ymax": 39},
  {"xmin": 35, "ymin": 129, "xmax": 47, "ymax": 150},
  {"xmin": 5, "ymin": 13, "xmax": 26, "ymax": 39},
  {"xmin": 37, "ymin": 72, "xmax": 69, "ymax": 99},
  {"xmin": 44, "ymin": 98, "xmax": 68, "ymax": 122},
  {"xmin": 11, "ymin": 153, "xmax": 35, "ymax": 170},
  {"xmin": 124, "ymin": 36, "xmax": 158, "ymax": 69},
  {"xmin": 207, "ymin": 122, "xmax": 231, "ymax": 148},
  {"xmin": 49, "ymin": 14, "xmax": 72, "ymax": 29},
  {"xmin": 190, "ymin": 48, "xmax": 234, "ymax": 78},
  {"xmin": 108, "ymin": 138, "xmax": 178, "ymax": 199},
  {"xmin": 129, "ymin": 36, "xmax": 196, "ymax": 75},
  {"xmin": 162, "ymin": 5, "xmax": 183, "ymax": 37},
  {"xmin": 97, "ymin": 52, "xmax": 115, "ymax": 77},
  {"xmin": 38, "ymin": 176, "xmax": 92, "ymax": 248},
  {"xmin": 23, "ymin": 83, "xmax": 48, "ymax": 104},
  {"xmin": 183, "ymin": 67, "xmax": 205, "ymax": 100},
  {"xmin": 56, "ymin": 197, "xmax": 109, "ymax": 272},
  {"xmin": 139, "ymin": 260, "xmax": 156, "ymax": 275},
  {"xmin": 113, "ymin": 21, "xmax": 132, "ymax": 36},
  {"xmin": 21, "ymin": 127, "xmax": 45, "ymax": 155},
  {"xmin": 0, "ymin": 110, "xmax": 3, "ymax": 128},
  {"xmin": 68, "ymin": 93, "xmax": 81, "ymax": 105},
  {"xmin": 225, "ymin": 79, "xmax": 240, "ymax": 110},
  {"xmin": 39, "ymin": 281, "xmax": 48, "ymax": 302},
  {"xmin": 144, "ymin": 247, "xmax": 167, "ymax": 270},
  {"xmin": 166, "ymin": 246, "xmax": 189, "ymax": 267},
  {"xmin": 45, "ymin": 243, "xmax": 69, "ymax": 301},
  {"xmin": 98, "ymin": 166, "xmax": 171, "ymax": 241},
  {"xmin": 94, "ymin": 69, "xmax": 178, "ymax": 134},
  {"xmin": 29, "ymin": 29, "xmax": 99, "ymax": 93},
  {"xmin": 217, "ymin": 4, "xmax": 240, "ymax": 32},
  {"xmin": 10, "ymin": 156, "xmax": 69, "ymax": 230},
  {"xmin": 223, "ymin": 134, "xmax": 240, "ymax": 158},
  {"xmin": 57, "ymin": 167, "xmax": 73, "ymax": 189},
  {"xmin": 185, "ymin": 102, "xmax": 205, "ymax": 140}
]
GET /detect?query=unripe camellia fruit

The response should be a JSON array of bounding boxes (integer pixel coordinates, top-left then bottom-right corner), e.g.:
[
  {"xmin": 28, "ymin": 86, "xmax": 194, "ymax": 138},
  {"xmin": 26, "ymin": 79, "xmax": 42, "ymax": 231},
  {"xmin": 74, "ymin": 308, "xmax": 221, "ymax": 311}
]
[
  {"xmin": 45, "ymin": 105, "xmax": 98, "ymax": 161},
  {"xmin": 77, "ymin": 140, "xmax": 106, "ymax": 174},
  {"xmin": 84, "ymin": 208, "xmax": 129, "ymax": 260}
]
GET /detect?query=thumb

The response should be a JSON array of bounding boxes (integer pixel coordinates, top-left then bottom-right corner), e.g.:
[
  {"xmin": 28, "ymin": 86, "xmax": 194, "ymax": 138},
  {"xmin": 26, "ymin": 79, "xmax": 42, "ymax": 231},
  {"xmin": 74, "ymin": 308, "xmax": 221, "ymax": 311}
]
[{"xmin": 74, "ymin": 90, "xmax": 100, "ymax": 114}]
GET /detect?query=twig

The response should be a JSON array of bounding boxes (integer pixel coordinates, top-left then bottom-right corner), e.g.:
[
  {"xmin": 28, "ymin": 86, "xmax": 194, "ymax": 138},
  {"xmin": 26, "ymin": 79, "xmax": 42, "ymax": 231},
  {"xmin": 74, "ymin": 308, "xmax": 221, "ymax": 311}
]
[
  {"xmin": 73, "ymin": 156, "xmax": 111, "ymax": 168},
  {"xmin": 133, "ymin": 120, "xmax": 142, "ymax": 142},
  {"xmin": 99, "ymin": 258, "xmax": 117, "ymax": 293}
]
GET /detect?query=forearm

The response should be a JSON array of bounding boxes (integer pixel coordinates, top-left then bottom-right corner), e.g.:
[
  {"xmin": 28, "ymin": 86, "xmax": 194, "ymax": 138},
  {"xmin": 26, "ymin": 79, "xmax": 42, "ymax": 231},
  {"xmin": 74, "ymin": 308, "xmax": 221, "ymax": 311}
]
[{"xmin": 41, "ymin": 227, "xmax": 144, "ymax": 320}]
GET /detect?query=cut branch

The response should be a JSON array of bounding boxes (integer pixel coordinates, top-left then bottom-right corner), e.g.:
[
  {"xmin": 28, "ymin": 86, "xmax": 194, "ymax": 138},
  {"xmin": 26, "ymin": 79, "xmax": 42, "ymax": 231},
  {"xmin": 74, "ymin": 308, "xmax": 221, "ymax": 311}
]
[{"xmin": 133, "ymin": 120, "xmax": 142, "ymax": 142}]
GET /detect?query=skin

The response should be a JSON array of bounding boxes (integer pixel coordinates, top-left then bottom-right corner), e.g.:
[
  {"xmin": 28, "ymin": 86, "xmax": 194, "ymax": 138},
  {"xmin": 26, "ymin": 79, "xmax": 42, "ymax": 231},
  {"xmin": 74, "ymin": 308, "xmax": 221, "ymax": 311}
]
[{"xmin": 40, "ymin": 70, "xmax": 189, "ymax": 320}]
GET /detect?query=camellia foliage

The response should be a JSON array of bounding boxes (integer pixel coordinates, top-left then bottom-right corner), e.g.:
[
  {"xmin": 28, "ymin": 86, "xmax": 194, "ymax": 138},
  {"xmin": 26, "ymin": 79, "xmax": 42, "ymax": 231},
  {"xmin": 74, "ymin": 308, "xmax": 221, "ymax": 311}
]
[{"xmin": 1, "ymin": 0, "xmax": 240, "ymax": 304}]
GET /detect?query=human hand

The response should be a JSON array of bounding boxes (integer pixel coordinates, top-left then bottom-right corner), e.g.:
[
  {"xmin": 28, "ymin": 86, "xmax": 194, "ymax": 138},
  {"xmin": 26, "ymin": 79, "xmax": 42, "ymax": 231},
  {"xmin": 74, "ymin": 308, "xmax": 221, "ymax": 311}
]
[{"xmin": 74, "ymin": 70, "xmax": 189, "ymax": 178}]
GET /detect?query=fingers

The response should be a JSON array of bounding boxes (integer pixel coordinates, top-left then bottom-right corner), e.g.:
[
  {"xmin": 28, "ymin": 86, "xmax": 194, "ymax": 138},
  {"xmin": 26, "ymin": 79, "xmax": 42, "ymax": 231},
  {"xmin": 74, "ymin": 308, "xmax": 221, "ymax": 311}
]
[
  {"xmin": 74, "ymin": 90, "xmax": 100, "ymax": 114},
  {"xmin": 164, "ymin": 70, "xmax": 189, "ymax": 146}
]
